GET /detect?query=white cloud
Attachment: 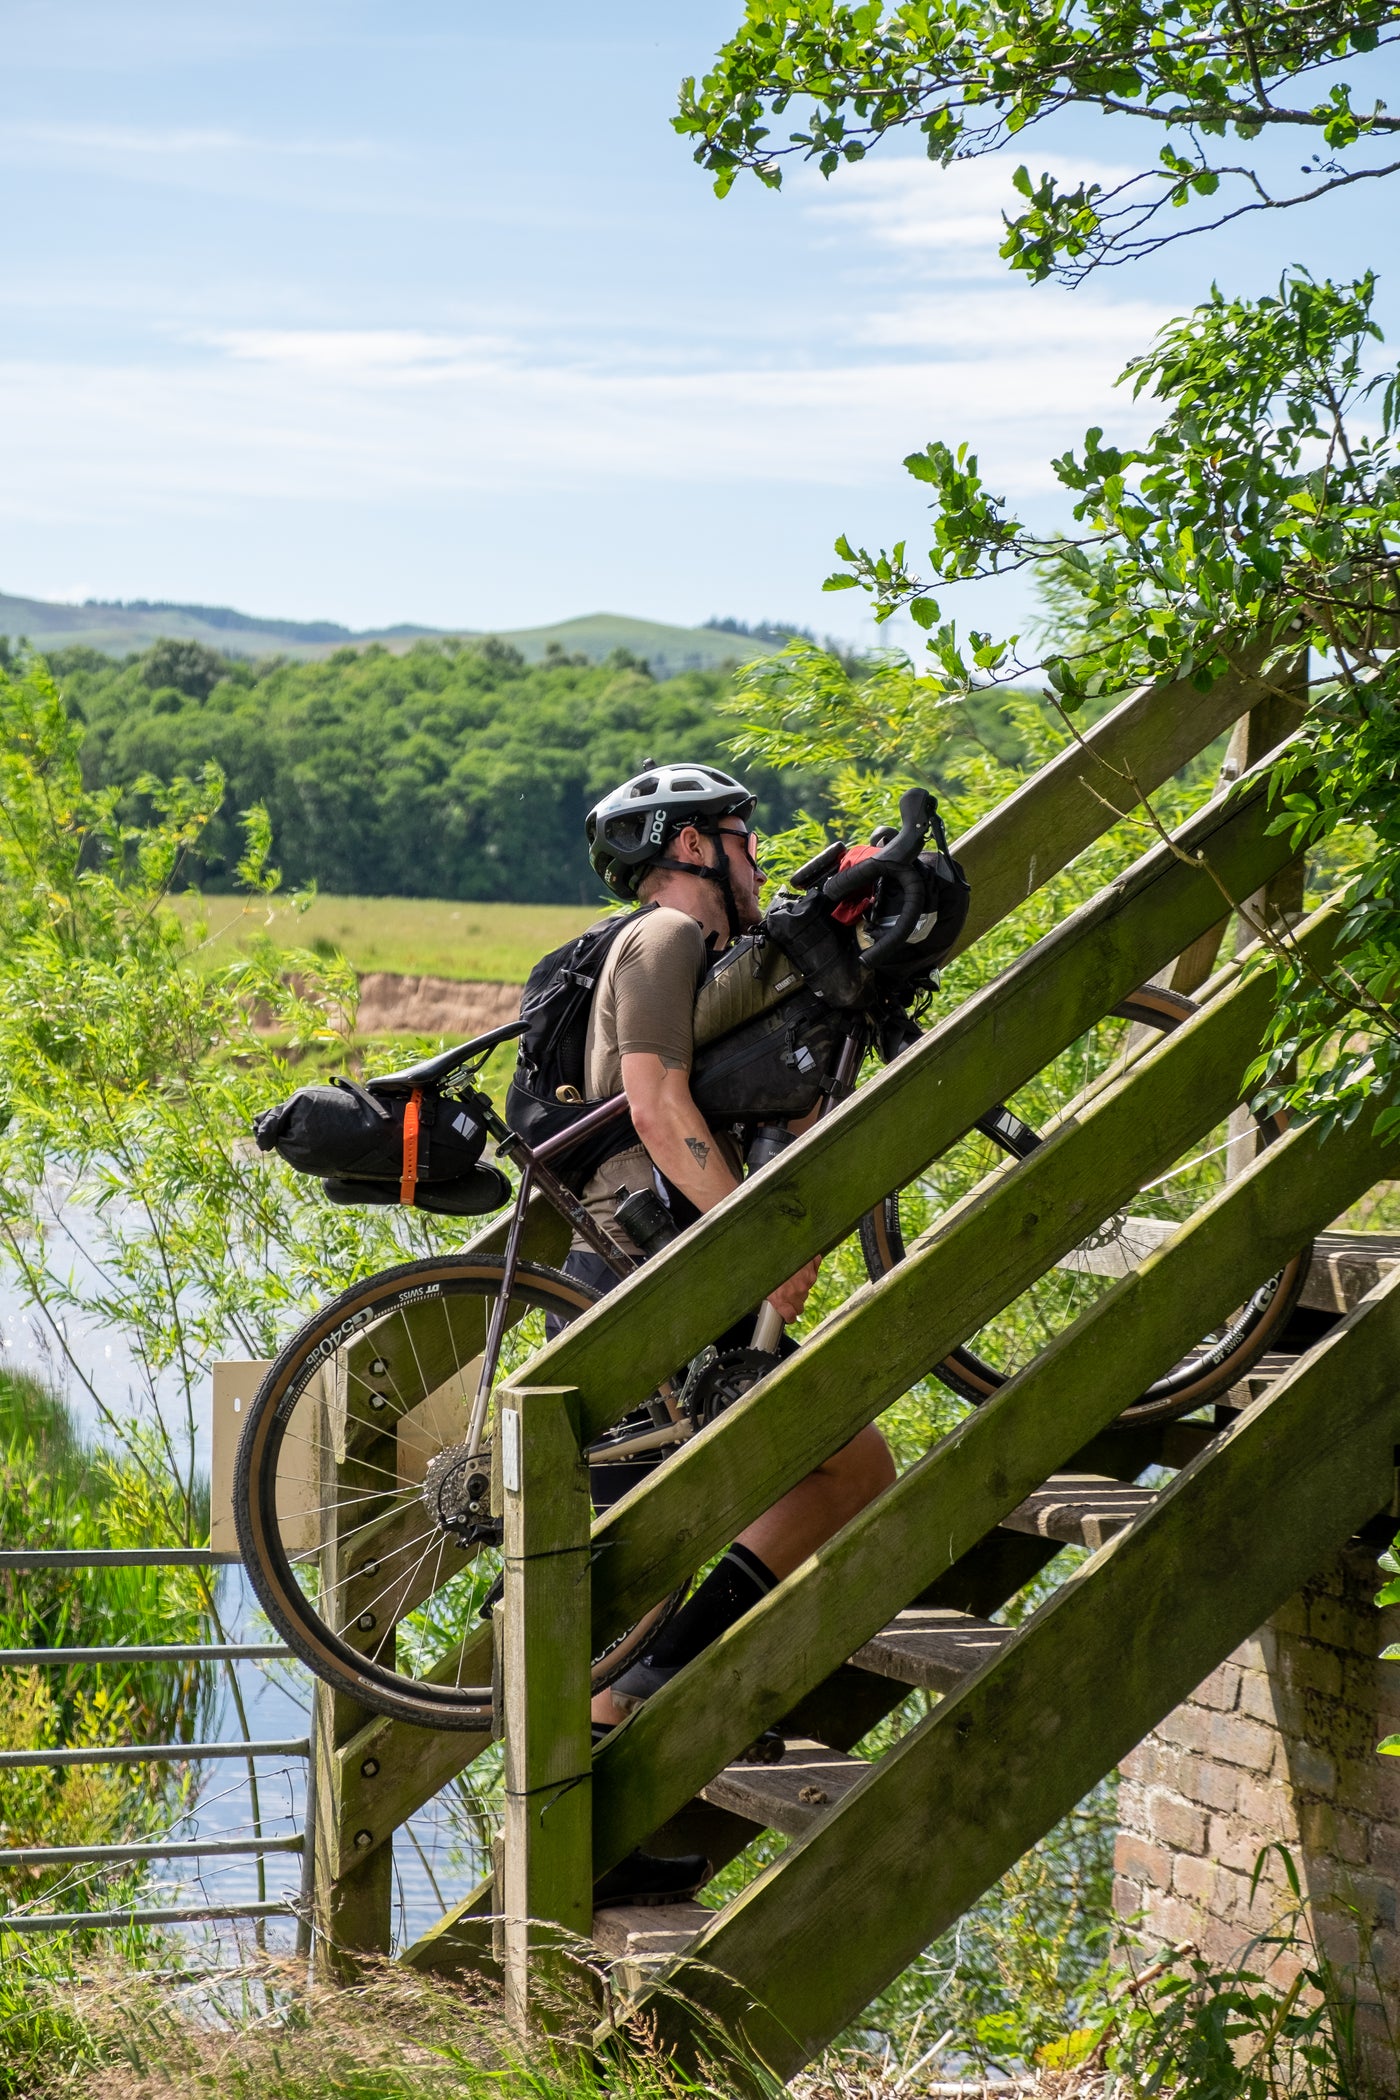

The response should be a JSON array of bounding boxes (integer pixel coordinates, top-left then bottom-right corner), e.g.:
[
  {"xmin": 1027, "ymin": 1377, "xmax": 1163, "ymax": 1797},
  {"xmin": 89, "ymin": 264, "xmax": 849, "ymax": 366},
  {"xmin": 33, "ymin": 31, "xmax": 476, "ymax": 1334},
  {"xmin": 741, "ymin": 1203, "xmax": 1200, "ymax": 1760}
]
[
  {"xmin": 204, "ymin": 330, "xmax": 514, "ymax": 379},
  {"xmin": 0, "ymin": 120, "xmax": 377, "ymax": 160},
  {"xmin": 804, "ymin": 150, "xmax": 1141, "ymax": 269},
  {"xmin": 0, "ymin": 156, "xmax": 1168, "ymax": 545},
  {"xmin": 0, "ymin": 321, "xmax": 1155, "ymax": 528},
  {"xmin": 859, "ymin": 287, "xmax": 1173, "ymax": 357}
]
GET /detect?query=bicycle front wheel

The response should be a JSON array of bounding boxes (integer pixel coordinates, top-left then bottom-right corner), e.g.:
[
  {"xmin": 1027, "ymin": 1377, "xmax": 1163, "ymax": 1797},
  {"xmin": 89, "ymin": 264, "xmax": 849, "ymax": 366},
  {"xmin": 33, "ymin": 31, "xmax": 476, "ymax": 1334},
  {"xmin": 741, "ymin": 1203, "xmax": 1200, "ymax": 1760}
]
[
  {"xmin": 859, "ymin": 987, "xmax": 1312, "ymax": 1424},
  {"xmin": 234, "ymin": 1254, "xmax": 681, "ymax": 1730}
]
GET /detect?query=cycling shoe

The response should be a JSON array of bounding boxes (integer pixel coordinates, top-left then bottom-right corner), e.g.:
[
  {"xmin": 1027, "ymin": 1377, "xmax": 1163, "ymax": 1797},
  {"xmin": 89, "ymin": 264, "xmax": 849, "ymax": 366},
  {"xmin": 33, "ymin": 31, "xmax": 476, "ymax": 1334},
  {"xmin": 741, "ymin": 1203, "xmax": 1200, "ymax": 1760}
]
[{"xmin": 593, "ymin": 1848, "xmax": 710, "ymax": 1910}]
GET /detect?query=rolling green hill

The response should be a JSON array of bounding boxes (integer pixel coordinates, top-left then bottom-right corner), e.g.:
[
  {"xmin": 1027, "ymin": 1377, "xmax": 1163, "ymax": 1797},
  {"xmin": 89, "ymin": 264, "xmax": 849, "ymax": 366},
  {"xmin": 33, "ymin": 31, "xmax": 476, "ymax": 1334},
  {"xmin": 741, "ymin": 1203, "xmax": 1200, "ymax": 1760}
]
[{"xmin": 0, "ymin": 591, "xmax": 785, "ymax": 680}]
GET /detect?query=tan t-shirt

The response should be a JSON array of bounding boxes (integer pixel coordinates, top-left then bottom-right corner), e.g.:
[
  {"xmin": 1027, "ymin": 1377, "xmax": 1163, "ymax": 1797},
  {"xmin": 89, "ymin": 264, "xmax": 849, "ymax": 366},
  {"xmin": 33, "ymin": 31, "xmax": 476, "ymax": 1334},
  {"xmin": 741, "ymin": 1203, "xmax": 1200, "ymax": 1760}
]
[{"xmin": 578, "ymin": 906, "xmax": 740, "ymax": 1253}]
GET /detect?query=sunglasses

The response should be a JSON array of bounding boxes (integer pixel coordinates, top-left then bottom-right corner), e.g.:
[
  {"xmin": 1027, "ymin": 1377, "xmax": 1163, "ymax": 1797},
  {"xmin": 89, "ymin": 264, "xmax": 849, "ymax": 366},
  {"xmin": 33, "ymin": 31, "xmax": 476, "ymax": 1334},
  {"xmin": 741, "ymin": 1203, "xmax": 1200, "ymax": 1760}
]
[{"xmin": 717, "ymin": 822, "xmax": 762, "ymax": 868}]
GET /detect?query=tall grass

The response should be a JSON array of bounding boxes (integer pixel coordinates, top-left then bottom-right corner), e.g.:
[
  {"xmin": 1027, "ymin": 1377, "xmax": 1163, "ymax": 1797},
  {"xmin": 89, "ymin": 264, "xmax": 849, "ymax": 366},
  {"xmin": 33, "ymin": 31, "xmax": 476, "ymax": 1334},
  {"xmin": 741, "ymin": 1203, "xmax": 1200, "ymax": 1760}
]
[{"xmin": 0, "ymin": 1948, "xmax": 752, "ymax": 2100}]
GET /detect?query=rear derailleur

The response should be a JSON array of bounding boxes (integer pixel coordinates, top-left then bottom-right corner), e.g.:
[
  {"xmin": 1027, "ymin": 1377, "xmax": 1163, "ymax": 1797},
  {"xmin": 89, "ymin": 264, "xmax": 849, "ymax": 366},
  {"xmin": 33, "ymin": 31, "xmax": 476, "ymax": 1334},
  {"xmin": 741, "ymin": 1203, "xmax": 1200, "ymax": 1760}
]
[{"xmin": 422, "ymin": 1442, "xmax": 501, "ymax": 1549}]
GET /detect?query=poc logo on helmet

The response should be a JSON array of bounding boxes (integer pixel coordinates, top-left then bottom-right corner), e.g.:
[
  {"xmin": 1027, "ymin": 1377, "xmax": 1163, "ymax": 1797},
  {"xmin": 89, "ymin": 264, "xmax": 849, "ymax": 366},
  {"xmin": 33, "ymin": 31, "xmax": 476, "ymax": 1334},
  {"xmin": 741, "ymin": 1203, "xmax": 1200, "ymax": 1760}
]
[{"xmin": 648, "ymin": 808, "xmax": 668, "ymax": 845}]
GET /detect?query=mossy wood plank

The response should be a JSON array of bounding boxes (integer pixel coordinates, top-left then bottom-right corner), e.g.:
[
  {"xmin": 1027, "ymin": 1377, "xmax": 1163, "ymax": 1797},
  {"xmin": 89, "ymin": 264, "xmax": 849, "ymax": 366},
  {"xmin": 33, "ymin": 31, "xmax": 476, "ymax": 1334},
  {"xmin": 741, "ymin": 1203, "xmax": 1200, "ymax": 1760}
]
[
  {"xmin": 779, "ymin": 1530, "xmax": 1064, "ymax": 1762},
  {"xmin": 1167, "ymin": 671, "xmax": 1306, "ymax": 992},
  {"xmin": 314, "ymin": 1391, "xmax": 397, "ymax": 1957},
  {"xmin": 471, "ymin": 1192, "xmax": 571, "ymax": 1269},
  {"xmin": 500, "ymin": 1385, "xmax": 593, "ymax": 2024},
  {"xmin": 332, "ymin": 1623, "xmax": 494, "ymax": 1873},
  {"xmin": 948, "ymin": 650, "xmax": 1266, "ymax": 958},
  {"xmin": 343, "ymin": 1291, "xmax": 490, "ymax": 1454},
  {"xmin": 337, "ymin": 1502, "xmax": 475, "ymax": 1630},
  {"xmin": 642, "ymin": 1266, "xmax": 1400, "ymax": 2079},
  {"xmin": 403, "ymin": 1519, "xmax": 1076, "ymax": 1972},
  {"xmin": 586, "ymin": 904, "xmax": 1338, "ymax": 1655},
  {"xmin": 522, "ymin": 755, "xmax": 1302, "ymax": 1445},
  {"xmin": 401, "ymin": 1875, "xmax": 500, "ymax": 1981},
  {"xmin": 591, "ymin": 1063, "xmax": 1390, "ymax": 1874}
]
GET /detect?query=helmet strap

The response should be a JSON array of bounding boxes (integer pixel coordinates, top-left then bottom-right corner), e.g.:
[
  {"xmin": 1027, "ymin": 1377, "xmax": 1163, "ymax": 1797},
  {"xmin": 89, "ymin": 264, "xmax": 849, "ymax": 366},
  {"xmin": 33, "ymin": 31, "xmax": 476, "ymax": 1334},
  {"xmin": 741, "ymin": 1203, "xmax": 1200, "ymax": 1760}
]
[{"xmin": 644, "ymin": 831, "xmax": 743, "ymax": 942}]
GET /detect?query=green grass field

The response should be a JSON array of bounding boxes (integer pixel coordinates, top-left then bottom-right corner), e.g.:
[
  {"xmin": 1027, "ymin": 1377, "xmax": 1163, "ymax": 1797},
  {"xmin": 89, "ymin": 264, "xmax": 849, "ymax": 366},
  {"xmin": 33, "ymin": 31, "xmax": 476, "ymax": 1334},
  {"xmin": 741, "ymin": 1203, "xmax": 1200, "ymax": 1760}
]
[{"xmin": 172, "ymin": 893, "xmax": 600, "ymax": 983}]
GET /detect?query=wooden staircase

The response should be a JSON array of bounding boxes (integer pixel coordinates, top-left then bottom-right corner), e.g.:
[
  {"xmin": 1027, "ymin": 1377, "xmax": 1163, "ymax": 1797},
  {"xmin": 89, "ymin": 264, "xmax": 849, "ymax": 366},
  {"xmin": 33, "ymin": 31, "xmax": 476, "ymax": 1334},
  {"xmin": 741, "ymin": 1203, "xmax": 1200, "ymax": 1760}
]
[{"xmin": 311, "ymin": 652, "xmax": 1400, "ymax": 2078}]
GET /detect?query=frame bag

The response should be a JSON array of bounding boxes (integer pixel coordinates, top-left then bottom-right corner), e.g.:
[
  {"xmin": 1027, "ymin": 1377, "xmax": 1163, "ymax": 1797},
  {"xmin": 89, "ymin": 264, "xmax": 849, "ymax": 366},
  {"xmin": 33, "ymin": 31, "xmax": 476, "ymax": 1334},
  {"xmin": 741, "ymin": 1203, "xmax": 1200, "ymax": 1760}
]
[{"xmin": 689, "ymin": 986, "xmax": 850, "ymax": 1130}]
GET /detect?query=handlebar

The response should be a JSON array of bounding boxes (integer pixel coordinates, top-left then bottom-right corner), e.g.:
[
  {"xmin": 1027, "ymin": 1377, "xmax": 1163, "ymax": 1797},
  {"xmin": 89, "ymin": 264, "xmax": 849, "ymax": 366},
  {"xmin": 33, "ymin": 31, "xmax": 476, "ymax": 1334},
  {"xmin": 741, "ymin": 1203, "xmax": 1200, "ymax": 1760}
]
[
  {"xmin": 820, "ymin": 788, "xmax": 934, "ymax": 903},
  {"xmin": 858, "ymin": 863, "xmax": 927, "ymax": 969},
  {"xmin": 820, "ymin": 787, "xmax": 936, "ymax": 971}
]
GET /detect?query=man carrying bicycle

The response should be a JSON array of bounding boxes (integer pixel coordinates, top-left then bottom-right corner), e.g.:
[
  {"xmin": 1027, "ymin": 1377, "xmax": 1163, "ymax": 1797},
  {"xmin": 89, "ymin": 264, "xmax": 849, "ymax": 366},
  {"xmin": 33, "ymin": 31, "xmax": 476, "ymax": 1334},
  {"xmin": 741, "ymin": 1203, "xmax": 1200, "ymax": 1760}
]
[{"xmin": 575, "ymin": 763, "xmax": 895, "ymax": 1905}]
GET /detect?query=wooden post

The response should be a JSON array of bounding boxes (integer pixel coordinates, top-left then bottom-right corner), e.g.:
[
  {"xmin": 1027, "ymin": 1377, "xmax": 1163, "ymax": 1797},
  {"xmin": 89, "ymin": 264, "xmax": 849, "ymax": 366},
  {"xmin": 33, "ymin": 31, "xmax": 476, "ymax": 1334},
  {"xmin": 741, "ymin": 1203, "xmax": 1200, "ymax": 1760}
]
[
  {"xmin": 312, "ymin": 1367, "xmax": 395, "ymax": 1968},
  {"xmin": 1220, "ymin": 661, "xmax": 1309, "ymax": 1175},
  {"xmin": 499, "ymin": 1383, "xmax": 593, "ymax": 2029},
  {"xmin": 1169, "ymin": 655, "xmax": 1307, "ymax": 1000}
]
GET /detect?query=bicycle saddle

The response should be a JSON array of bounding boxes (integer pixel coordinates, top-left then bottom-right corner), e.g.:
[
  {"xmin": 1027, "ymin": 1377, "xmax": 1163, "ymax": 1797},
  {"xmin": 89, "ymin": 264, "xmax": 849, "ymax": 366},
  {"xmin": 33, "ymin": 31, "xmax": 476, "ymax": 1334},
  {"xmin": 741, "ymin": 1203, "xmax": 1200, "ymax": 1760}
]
[{"xmin": 366, "ymin": 1017, "xmax": 525, "ymax": 1096}]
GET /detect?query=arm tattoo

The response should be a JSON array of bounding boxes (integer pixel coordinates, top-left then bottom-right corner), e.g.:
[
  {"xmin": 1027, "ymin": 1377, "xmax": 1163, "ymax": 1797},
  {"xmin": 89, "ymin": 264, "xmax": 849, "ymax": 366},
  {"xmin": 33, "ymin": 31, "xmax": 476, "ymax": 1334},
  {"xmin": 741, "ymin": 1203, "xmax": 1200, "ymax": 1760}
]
[{"xmin": 684, "ymin": 1136, "xmax": 711, "ymax": 1171}]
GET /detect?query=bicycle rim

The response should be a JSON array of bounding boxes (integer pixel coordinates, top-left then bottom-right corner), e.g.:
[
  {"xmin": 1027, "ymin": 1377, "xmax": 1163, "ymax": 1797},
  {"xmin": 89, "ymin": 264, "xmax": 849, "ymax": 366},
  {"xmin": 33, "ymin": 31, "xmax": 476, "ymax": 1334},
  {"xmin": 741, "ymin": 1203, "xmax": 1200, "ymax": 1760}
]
[
  {"xmin": 234, "ymin": 1255, "xmax": 682, "ymax": 1729},
  {"xmin": 860, "ymin": 987, "xmax": 1312, "ymax": 1424}
]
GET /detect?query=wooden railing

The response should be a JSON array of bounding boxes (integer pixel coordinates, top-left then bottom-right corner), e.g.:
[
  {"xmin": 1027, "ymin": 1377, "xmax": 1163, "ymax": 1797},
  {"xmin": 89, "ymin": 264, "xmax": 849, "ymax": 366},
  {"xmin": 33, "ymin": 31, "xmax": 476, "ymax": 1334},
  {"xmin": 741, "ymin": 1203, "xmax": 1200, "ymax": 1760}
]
[{"xmin": 318, "ymin": 649, "xmax": 1343, "ymax": 1984}]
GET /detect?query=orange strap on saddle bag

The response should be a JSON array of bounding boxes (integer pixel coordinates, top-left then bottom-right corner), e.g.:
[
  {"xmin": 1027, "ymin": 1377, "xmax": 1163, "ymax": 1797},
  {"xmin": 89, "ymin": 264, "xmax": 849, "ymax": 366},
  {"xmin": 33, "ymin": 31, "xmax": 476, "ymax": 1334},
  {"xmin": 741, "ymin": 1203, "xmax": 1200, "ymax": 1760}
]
[{"xmin": 400, "ymin": 1088, "xmax": 423, "ymax": 1205}]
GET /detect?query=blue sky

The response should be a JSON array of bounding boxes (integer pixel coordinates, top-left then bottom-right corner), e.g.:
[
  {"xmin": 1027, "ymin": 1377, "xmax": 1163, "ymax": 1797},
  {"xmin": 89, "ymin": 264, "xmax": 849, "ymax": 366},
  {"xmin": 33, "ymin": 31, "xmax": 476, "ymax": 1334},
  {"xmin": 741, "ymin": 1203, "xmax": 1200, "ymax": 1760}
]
[{"xmin": 4, "ymin": 3, "xmax": 1397, "ymax": 643}]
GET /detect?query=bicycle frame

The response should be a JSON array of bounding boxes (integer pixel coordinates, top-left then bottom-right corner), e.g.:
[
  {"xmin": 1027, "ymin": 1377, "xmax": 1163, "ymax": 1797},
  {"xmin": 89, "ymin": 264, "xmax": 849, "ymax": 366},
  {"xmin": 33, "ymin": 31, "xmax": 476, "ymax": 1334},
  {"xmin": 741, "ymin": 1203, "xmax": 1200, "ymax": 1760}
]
[{"xmin": 451, "ymin": 1010, "xmax": 872, "ymax": 1465}]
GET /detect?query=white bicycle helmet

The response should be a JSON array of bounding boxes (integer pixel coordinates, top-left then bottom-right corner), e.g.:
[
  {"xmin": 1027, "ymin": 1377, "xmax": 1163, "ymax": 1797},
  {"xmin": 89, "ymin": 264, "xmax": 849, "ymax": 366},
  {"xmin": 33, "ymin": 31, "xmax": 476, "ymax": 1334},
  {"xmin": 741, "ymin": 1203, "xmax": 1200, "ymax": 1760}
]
[{"xmin": 586, "ymin": 762, "xmax": 757, "ymax": 900}]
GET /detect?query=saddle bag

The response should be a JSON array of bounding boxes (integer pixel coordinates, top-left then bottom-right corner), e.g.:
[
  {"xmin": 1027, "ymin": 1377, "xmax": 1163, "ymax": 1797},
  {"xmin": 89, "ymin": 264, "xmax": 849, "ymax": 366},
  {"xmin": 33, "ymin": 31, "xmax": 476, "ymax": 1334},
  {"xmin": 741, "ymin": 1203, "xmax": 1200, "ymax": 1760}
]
[{"xmin": 252, "ymin": 1078, "xmax": 510, "ymax": 1216}]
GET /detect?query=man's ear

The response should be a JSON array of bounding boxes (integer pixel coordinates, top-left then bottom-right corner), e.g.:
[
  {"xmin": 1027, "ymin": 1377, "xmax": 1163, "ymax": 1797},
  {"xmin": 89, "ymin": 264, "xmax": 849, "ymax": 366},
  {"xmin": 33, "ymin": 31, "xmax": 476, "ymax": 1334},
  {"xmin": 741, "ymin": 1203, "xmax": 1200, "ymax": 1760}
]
[{"xmin": 672, "ymin": 822, "xmax": 705, "ymax": 866}]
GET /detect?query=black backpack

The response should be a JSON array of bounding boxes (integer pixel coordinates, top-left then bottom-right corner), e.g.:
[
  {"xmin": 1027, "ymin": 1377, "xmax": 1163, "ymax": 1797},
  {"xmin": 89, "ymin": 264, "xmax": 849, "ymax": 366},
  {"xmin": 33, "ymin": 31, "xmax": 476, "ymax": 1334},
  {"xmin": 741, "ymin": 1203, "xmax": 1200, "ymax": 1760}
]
[{"xmin": 504, "ymin": 906, "xmax": 655, "ymax": 1188}]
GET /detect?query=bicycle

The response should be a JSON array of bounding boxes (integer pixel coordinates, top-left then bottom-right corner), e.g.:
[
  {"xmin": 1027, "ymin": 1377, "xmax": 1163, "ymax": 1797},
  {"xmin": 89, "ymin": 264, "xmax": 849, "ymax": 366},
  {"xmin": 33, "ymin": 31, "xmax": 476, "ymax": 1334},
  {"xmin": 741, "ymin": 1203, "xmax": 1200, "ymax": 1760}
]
[{"xmin": 234, "ymin": 799, "xmax": 1310, "ymax": 1729}]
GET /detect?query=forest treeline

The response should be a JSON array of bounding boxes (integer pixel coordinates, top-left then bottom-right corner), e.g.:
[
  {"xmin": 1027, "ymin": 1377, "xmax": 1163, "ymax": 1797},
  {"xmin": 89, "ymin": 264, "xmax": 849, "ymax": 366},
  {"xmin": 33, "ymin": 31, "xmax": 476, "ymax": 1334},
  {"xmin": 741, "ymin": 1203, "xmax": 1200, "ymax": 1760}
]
[{"xmin": 42, "ymin": 635, "xmax": 820, "ymax": 903}]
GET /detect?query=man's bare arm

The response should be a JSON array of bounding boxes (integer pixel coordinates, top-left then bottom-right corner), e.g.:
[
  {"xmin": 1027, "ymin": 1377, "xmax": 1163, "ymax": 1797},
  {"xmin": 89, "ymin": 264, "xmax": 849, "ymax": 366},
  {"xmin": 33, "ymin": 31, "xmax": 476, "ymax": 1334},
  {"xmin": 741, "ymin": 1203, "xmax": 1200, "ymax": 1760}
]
[
  {"xmin": 620, "ymin": 1052, "xmax": 820, "ymax": 1322},
  {"xmin": 620, "ymin": 1052, "xmax": 739, "ymax": 1213}
]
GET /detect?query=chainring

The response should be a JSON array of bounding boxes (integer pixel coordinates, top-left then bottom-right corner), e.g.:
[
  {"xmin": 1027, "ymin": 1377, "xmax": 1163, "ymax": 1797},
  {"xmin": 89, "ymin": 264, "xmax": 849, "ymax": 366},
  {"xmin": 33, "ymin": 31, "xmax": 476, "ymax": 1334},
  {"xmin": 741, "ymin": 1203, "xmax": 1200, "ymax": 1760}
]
[{"xmin": 683, "ymin": 1347, "xmax": 783, "ymax": 1430}]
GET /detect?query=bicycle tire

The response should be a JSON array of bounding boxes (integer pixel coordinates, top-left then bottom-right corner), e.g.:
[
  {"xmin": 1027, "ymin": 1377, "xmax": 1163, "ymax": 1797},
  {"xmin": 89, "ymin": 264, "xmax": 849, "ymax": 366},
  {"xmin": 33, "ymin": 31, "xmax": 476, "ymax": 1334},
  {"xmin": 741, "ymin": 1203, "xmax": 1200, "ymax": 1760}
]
[
  {"xmin": 859, "ymin": 986, "xmax": 1312, "ymax": 1424},
  {"xmin": 234, "ymin": 1254, "xmax": 684, "ymax": 1730}
]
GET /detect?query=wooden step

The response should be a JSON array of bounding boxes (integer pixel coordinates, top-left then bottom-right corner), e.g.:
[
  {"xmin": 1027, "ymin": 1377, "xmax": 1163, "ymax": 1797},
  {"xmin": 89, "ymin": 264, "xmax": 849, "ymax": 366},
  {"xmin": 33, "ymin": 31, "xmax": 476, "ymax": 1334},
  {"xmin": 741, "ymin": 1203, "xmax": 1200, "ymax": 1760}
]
[
  {"xmin": 699, "ymin": 1737, "xmax": 866, "ymax": 1838},
  {"xmin": 1226, "ymin": 1346, "xmax": 1300, "ymax": 1402},
  {"xmin": 1303, "ymin": 1229, "xmax": 1400, "ymax": 1315},
  {"xmin": 851, "ymin": 1607, "xmax": 1012, "ymax": 1691},
  {"xmin": 1002, "ymin": 1473, "xmax": 1154, "ymax": 1549},
  {"xmin": 592, "ymin": 1900, "xmax": 710, "ymax": 2005},
  {"xmin": 592, "ymin": 1901, "xmax": 709, "ymax": 1962}
]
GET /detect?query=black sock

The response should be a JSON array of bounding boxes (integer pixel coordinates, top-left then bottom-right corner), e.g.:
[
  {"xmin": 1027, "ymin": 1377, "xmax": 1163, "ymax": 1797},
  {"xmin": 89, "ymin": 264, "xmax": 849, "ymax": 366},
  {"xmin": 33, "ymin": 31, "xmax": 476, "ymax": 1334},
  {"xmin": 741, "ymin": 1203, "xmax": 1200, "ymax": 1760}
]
[{"xmin": 640, "ymin": 1543, "xmax": 777, "ymax": 1672}]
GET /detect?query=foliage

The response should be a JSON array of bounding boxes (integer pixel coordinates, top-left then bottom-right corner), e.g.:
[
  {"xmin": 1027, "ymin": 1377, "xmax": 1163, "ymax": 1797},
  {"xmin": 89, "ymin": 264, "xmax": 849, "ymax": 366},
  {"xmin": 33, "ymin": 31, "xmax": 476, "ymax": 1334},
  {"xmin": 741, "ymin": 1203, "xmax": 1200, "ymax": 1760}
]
[
  {"xmin": 1372, "ymin": 1538, "xmax": 1400, "ymax": 1754},
  {"xmin": 0, "ymin": 655, "xmax": 494, "ymax": 1513},
  {"xmin": 0, "ymin": 1371, "xmax": 213, "ymax": 1749},
  {"xmin": 1107, "ymin": 1847, "xmax": 1398, "ymax": 2097},
  {"xmin": 49, "ymin": 636, "xmax": 816, "ymax": 906},
  {"xmin": 814, "ymin": 272, "xmax": 1400, "ymax": 1136},
  {"xmin": 843, "ymin": 1780, "xmax": 1119, "ymax": 2069},
  {"xmin": 0, "ymin": 1371, "xmax": 211, "ymax": 1918},
  {"xmin": 677, "ymin": 0, "xmax": 1400, "ymax": 282}
]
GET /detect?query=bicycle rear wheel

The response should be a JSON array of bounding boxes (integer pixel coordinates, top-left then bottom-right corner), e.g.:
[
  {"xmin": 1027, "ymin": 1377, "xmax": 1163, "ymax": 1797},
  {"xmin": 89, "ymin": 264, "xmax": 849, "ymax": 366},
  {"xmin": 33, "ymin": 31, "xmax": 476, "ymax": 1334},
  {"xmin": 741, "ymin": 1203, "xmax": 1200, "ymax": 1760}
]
[
  {"xmin": 234, "ymin": 1254, "xmax": 682, "ymax": 1729},
  {"xmin": 859, "ymin": 987, "xmax": 1311, "ymax": 1423}
]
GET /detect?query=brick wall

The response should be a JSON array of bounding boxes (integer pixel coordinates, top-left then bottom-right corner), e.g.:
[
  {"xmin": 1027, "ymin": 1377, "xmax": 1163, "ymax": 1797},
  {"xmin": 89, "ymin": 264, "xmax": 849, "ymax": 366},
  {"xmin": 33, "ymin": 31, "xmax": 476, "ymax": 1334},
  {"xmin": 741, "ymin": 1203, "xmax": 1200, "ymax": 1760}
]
[{"xmin": 1114, "ymin": 1544, "xmax": 1400, "ymax": 2067}]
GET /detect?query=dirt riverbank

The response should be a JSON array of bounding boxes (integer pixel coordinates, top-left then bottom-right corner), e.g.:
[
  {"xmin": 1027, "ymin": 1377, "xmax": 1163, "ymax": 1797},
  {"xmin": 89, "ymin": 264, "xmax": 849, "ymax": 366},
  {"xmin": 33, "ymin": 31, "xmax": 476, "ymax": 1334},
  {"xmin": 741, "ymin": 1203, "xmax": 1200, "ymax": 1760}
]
[{"xmin": 354, "ymin": 973, "xmax": 520, "ymax": 1036}]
